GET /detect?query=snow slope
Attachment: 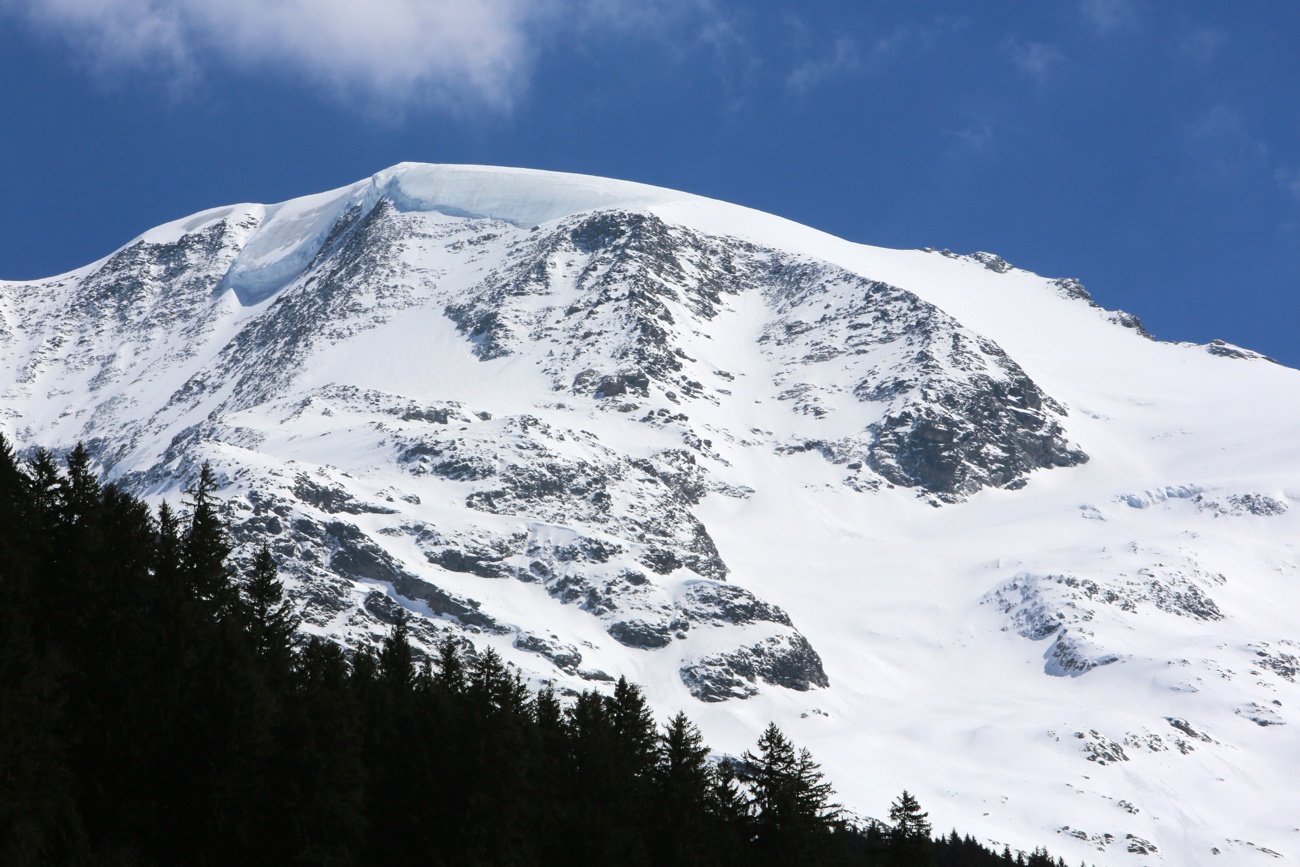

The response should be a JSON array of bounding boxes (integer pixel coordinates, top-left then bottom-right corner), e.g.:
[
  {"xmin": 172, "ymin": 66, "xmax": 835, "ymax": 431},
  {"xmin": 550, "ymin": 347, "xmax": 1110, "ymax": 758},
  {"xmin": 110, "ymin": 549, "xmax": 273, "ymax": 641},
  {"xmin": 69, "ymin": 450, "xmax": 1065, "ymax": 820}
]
[{"xmin": 2, "ymin": 163, "xmax": 1298, "ymax": 865}]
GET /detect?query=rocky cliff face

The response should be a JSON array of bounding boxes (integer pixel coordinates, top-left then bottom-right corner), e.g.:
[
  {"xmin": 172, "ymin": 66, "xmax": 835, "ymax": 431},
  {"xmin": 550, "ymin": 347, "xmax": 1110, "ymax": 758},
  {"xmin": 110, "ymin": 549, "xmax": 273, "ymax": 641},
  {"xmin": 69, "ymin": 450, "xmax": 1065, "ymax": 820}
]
[
  {"xmin": 4, "ymin": 164, "xmax": 1298, "ymax": 865},
  {"xmin": 0, "ymin": 189, "xmax": 1088, "ymax": 702}
]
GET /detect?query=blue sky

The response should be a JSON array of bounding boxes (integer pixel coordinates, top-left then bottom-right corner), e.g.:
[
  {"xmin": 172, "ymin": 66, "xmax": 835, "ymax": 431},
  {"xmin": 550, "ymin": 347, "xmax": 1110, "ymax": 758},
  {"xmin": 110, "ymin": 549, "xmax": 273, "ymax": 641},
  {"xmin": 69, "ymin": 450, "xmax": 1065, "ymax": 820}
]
[{"xmin": 2, "ymin": 0, "xmax": 1298, "ymax": 365}]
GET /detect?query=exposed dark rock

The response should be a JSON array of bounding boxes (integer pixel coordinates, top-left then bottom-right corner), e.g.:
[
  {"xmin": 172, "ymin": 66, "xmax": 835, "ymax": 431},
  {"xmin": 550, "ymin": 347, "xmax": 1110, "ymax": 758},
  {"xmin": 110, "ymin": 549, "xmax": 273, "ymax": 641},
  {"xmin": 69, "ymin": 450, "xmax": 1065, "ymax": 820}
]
[
  {"xmin": 513, "ymin": 632, "xmax": 583, "ymax": 673},
  {"xmin": 639, "ymin": 546, "xmax": 683, "ymax": 575},
  {"xmin": 363, "ymin": 590, "xmax": 406, "ymax": 625},
  {"xmin": 866, "ymin": 364, "xmax": 1088, "ymax": 501},
  {"xmin": 399, "ymin": 406, "xmax": 456, "ymax": 424},
  {"xmin": 1074, "ymin": 730, "xmax": 1129, "ymax": 765},
  {"xmin": 292, "ymin": 474, "xmax": 397, "ymax": 515},
  {"xmin": 1165, "ymin": 717, "xmax": 1214, "ymax": 743},
  {"xmin": 1050, "ymin": 277, "xmax": 1094, "ymax": 303},
  {"xmin": 468, "ymin": 459, "xmax": 615, "ymax": 520},
  {"xmin": 1046, "ymin": 631, "xmax": 1120, "ymax": 676},
  {"xmin": 969, "ymin": 251, "xmax": 1013, "ymax": 273},
  {"xmin": 680, "ymin": 581, "xmax": 793, "ymax": 627},
  {"xmin": 1143, "ymin": 577, "xmax": 1222, "ymax": 621},
  {"xmin": 390, "ymin": 575, "xmax": 504, "ymax": 633},
  {"xmin": 607, "ymin": 619, "xmax": 674, "ymax": 650},
  {"xmin": 1204, "ymin": 339, "xmax": 1276, "ymax": 362},
  {"xmin": 1196, "ymin": 492, "xmax": 1289, "ymax": 517},
  {"xmin": 444, "ymin": 305, "xmax": 513, "ymax": 360},
  {"xmin": 1125, "ymin": 835, "xmax": 1157, "ymax": 855},
  {"xmin": 1108, "ymin": 310, "xmax": 1152, "ymax": 339},
  {"xmin": 632, "ymin": 448, "xmax": 707, "ymax": 505},
  {"xmin": 680, "ymin": 633, "xmax": 829, "ymax": 702},
  {"xmin": 762, "ymin": 260, "xmax": 1087, "ymax": 500},
  {"xmin": 396, "ymin": 442, "xmax": 497, "ymax": 480},
  {"xmin": 594, "ymin": 371, "xmax": 650, "ymax": 399},
  {"xmin": 680, "ymin": 661, "xmax": 759, "ymax": 702},
  {"xmin": 1236, "ymin": 703, "xmax": 1286, "ymax": 727},
  {"xmin": 1251, "ymin": 644, "xmax": 1300, "ymax": 681},
  {"xmin": 324, "ymin": 521, "xmax": 405, "ymax": 584},
  {"xmin": 426, "ymin": 547, "xmax": 509, "ymax": 579}
]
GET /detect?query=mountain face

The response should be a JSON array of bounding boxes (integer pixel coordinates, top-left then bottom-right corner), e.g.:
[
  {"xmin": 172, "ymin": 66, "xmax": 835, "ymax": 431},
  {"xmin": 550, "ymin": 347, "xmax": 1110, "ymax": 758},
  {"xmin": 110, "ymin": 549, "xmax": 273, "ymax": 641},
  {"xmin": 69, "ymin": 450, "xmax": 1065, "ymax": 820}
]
[{"xmin": 3, "ymin": 163, "xmax": 1298, "ymax": 864}]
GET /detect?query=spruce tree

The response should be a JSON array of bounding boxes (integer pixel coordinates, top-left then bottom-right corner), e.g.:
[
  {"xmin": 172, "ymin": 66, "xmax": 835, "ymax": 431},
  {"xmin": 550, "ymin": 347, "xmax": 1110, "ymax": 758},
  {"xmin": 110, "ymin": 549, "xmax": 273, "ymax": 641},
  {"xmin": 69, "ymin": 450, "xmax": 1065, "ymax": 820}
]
[
  {"xmin": 889, "ymin": 789, "xmax": 937, "ymax": 866},
  {"xmin": 890, "ymin": 789, "xmax": 931, "ymax": 836},
  {"xmin": 244, "ymin": 544, "xmax": 297, "ymax": 666},
  {"xmin": 653, "ymin": 712, "xmax": 715, "ymax": 866},
  {"xmin": 469, "ymin": 646, "xmax": 528, "ymax": 716},
  {"xmin": 745, "ymin": 723, "xmax": 838, "ymax": 865},
  {"xmin": 607, "ymin": 676, "xmax": 657, "ymax": 779},
  {"xmin": 378, "ymin": 611, "xmax": 415, "ymax": 692},
  {"xmin": 182, "ymin": 462, "xmax": 235, "ymax": 612},
  {"xmin": 433, "ymin": 635, "xmax": 467, "ymax": 696},
  {"xmin": 58, "ymin": 443, "xmax": 101, "ymax": 532}
]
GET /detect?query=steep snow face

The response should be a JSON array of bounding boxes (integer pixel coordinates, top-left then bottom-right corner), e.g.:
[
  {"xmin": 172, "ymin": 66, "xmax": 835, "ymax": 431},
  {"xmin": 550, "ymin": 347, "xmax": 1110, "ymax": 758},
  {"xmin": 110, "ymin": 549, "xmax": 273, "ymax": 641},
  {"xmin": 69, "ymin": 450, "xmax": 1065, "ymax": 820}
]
[{"xmin": 3, "ymin": 164, "xmax": 1300, "ymax": 866}]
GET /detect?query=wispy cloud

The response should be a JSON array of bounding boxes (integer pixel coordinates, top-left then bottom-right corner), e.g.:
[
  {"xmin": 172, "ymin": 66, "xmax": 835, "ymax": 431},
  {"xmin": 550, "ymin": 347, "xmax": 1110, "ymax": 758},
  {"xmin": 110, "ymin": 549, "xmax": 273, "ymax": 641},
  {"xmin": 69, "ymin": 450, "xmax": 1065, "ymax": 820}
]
[
  {"xmin": 1186, "ymin": 105, "xmax": 1268, "ymax": 183},
  {"xmin": 951, "ymin": 123, "xmax": 995, "ymax": 155},
  {"xmin": 786, "ymin": 37, "xmax": 860, "ymax": 94},
  {"xmin": 692, "ymin": 5, "xmax": 762, "ymax": 112},
  {"xmin": 1081, "ymin": 0, "xmax": 1139, "ymax": 34},
  {"xmin": 784, "ymin": 16, "xmax": 966, "ymax": 96},
  {"xmin": 1006, "ymin": 39, "xmax": 1065, "ymax": 87},
  {"xmin": 1277, "ymin": 167, "xmax": 1300, "ymax": 202},
  {"xmin": 1180, "ymin": 27, "xmax": 1225, "ymax": 61},
  {"xmin": 0, "ymin": 0, "xmax": 717, "ymax": 111}
]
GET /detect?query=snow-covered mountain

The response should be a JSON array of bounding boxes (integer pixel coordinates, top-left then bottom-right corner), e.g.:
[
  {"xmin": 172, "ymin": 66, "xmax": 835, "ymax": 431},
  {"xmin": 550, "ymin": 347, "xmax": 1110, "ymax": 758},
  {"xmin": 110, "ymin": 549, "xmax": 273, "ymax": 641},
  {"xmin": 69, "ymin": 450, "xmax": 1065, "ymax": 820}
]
[{"xmin": 3, "ymin": 163, "xmax": 1298, "ymax": 865}]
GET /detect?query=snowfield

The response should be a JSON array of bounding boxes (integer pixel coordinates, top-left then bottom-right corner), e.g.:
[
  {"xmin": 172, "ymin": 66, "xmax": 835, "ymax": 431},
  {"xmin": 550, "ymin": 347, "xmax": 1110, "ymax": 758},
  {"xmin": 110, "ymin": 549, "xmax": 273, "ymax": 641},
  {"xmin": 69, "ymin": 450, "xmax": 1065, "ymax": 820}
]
[{"xmin": 2, "ymin": 163, "xmax": 1298, "ymax": 865}]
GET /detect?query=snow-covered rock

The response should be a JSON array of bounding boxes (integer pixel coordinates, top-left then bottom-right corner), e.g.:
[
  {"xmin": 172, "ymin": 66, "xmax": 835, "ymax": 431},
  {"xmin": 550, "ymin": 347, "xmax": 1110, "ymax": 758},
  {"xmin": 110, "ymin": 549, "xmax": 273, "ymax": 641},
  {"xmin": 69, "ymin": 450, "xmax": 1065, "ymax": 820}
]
[{"xmin": 3, "ymin": 163, "xmax": 1300, "ymax": 865}]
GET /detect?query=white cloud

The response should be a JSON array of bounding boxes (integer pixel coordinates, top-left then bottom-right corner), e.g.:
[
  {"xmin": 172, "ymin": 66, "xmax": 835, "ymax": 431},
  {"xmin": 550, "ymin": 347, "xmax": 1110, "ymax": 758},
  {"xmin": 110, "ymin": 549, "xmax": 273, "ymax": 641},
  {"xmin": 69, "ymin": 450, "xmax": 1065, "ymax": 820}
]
[
  {"xmin": 1081, "ymin": 0, "xmax": 1138, "ymax": 34},
  {"xmin": 1007, "ymin": 40, "xmax": 1064, "ymax": 87},
  {"xmin": 1, "ymin": 0, "xmax": 711, "ymax": 110},
  {"xmin": 786, "ymin": 38, "xmax": 860, "ymax": 94},
  {"xmin": 946, "ymin": 122, "xmax": 995, "ymax": 156}
]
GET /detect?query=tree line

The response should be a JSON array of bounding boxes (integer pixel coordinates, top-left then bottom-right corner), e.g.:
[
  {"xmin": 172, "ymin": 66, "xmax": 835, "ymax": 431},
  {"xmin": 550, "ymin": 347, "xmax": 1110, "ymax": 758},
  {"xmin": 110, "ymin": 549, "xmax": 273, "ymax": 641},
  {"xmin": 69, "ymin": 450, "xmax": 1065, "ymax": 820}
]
[{"xmin": 0, "ymin": 438, "xmax": 1079, "ymax": 866}]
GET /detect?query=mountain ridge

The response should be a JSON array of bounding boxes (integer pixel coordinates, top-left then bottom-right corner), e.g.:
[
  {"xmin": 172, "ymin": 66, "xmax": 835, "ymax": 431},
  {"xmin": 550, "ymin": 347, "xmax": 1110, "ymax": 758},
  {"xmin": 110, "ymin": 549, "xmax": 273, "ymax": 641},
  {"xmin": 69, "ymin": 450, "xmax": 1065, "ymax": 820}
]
[{"xmin": 2, "ymin": 163, "xmax": 1297, "ymax": 865}]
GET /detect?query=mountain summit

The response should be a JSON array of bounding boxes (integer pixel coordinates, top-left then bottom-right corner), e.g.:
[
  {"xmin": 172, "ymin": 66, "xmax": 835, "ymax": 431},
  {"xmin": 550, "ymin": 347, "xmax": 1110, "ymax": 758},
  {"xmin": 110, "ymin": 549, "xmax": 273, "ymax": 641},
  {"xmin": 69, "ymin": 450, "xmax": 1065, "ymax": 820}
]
[{"xmin": 3, "ymin": 164, "xmax": 1297, "ymax": 864}]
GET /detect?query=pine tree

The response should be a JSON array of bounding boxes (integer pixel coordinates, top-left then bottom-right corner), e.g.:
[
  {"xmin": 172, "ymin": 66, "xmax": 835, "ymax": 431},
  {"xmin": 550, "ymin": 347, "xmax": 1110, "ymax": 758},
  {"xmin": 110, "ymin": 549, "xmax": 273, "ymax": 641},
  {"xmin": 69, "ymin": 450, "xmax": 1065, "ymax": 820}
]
[
  {"xmin": 468, "ymin": 646, "xmax": 528, "ymax": 716},
  {"xmin": 433, "ymin": 635, "xmax": 466, "ymax": 696},
  {"xmin": 154, "ymin": 502, "xmax": 184, "ymax": 586},
  {"xmin": 59, "ymin": 443, "xmax": 101, "ymax": 527},
  {"xmin": 25, "ymin": 449, "xmax": 60, "ymax": 524},
  {"xmin": 658, "ymin": 712, "xmax": 711, "ymax": 795},
  {"xmin": 244, "ymin": 544, "xmax": 297, "ymax": 666},
  {"xmin": 532, "ymin": 684, "xmax": 564, "ymax": 734},
  {"xmin": 653, "ymin": 712, "xmax": 715, "ymax": 866},
  {"xmin": 889, "ymin": 789, "xmax": 937, "ymax": 866},
  {"xmin": 709, "ymin": 756, "xmax": 750, "ymax": 826},
  {"xmin": 890, "ymin": 789, "xmax": 931, "ymax": 837},
  {"xmin": 182, "ymin": 462, "xmax": 235, "ymax": 611},
  {"xmin": 744, "ymin": 723, "xmax": 839, "ymax": 865},
  {"xmin": 378, "ymin": 612, "xmax": 415, "ymax": 692},
  {"xmin": 607, "ymin": 676, "xmax": 657, "ymax": 778}
]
